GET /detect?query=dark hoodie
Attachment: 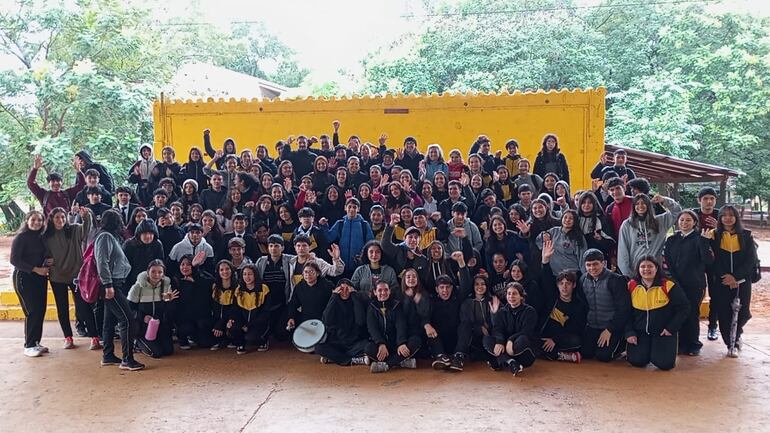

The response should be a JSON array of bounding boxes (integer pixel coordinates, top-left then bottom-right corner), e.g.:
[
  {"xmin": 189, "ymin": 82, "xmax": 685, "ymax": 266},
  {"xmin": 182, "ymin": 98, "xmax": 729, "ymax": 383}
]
[
  {"xmin": 204, "ymin": 132, "xmax": 237, "ymax": 170},
  {"xmin": 180, "ymin": 147, "xmax": 209, "ymax": 190},
  {"xmin": 75, "ymin": 150, "xmax": 114, "ymax": 193},
  {"xmin": 367, "ymin": 297, "xmax": 409, "ymax": 347},
  {"xmin": 122, "ymin": 219, "xmax": 165, "ymax": 288},
  {"xmin": 323, "ymin": 292, "xmax": 368, "ymax": 346}
]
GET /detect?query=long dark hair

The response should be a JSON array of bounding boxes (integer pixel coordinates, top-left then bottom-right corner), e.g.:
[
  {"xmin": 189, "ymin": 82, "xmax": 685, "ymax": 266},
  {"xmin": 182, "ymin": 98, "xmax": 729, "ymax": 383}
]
[
  {"xmin": 561, "ymin": 209, "xmax": 585, "ymax": 248},
  {"xmin": 99, "ymin": 209, "xmax": 124, "ymax": 240},
  {"xmin": 360, "ymin": 240, "xmax": 383, "ymax": 265},
  {"xmin": 577, "ymin": 191, "xmax": 603, "ymax": 233},
  {"xmin": 629, "ymin": 194, "xmax": 660, "ymax": 233},
  {"xmin": 716, "ymin": 205, "xmax": 744, "ymax": 234},
  {"xmin": 17, "ymin": 210, "xmax": 45, "ymax": 234},
  {"xmin": 214, "ymin": 259, "xmax": 239, "ymax": 289},
  {"xmin": 538, "ymin": 133, "xmax": 560, "ymax": 156},
  {"xmin": 44, "ymin": 207, "xmax": 72, "ymax": 239}
]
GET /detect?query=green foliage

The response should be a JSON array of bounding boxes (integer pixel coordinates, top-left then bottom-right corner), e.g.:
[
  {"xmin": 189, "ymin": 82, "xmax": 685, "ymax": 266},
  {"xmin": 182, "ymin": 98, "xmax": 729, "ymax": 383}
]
[{"xmin": 362, "ymin": 0, "xmax": 770, "ymax": 203}]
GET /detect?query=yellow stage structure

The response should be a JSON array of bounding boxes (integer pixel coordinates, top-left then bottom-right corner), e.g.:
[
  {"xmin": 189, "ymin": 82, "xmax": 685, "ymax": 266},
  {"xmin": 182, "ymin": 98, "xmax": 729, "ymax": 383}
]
[{"xmin": 152, "ymin": 88, "xmax": 606, "ymax": 190}]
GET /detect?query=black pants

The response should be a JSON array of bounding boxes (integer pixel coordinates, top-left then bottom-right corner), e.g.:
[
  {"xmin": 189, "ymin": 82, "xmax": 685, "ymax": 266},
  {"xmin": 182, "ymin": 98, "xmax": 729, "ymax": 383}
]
[
  {"xmin": 627, "ymin": 332, "xmax": 678, "ymax": 370},
  {"xmin": 455, "ymin": 323, "xmax": 490, "ymax": 360},
  {"xmin": 679, "ymin": 285, "xmax": 705, "ymax": 351},
  {"xmin": 714, "ymin": 282, "xmax": 752, "ymax": 347},
  {"xmin": 580, "ymin": 327, "xmax": 624, "ymax": 362},
  {"xmin": 13, "ymin": 270, "xmax": 47, "ymax": 349},
  {"xmin": 707, "ymin": 278, "xmax": 718, "ymax": 329},
  {"xmin": 316, "ymin": 339, "xmax": 368, "ymax": 365},
  {"xmin": 177, "ymin": 317, "xmax": 214, "ymax": 348},
  {"xmin": 102, "ymin": 281, "xmax": 136, "ymax": 362},
  {"xmin": 426, "ymin": 330, "xmax": 458, "ymax": 358},
  {"xmin": 135, "ymin": 318, "xmax": 174, "ymax": 358},
  {"xmin": 541, "ymin": 333, "xmax": 582, "ymax": 360},
  {"xmin": 231, "ymin": 320, "xmax": 271, "ymax": 348},
  {"xmin": 365, "ymin": 336, "xmax": 422, "ymax": 367},
  {"xmin": 268, "ymin": 305, "xmax": 290, "ymax": 342},
  {"xmin": 483, "ymin": 335, "xmax": 536, "ymax": 368},
  {"xmin": 71, "ymin": 284, "xmax": 100, "ymax": 338},
  {"xmin": 49, "ymin": 282, "xmax": 74, "ymax": 338}
]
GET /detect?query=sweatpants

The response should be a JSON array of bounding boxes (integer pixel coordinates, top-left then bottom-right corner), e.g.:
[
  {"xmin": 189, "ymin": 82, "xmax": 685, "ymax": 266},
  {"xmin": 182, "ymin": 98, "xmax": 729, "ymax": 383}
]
[
  {"xmin": 268, "ymin": 305, "xmax": 290, "ymax": 342},
  {"xmin": 316, "ymin": 339, "xmax": 369, "ymax": 365},
  {"xmin": 679, "ymin": 285, "xmax": 705, "ymax": 351},
  {"xmin": 426, "ymin": 331, "xmax": 458, "ymax": 358},
  {"xmin": 627, "ymin": 332, "xmax": 678, "ymax": 370},
  {"xmin": 102, "ymin": 281, "xmax": 136, "ymax": 362},
  {"xmin": 365, "ymin": 336, "xmax": 422, "ymax": 367},
  {"xmin": 177, "ymin": 318, "xmax": 214, "ymax": 348},
  {"xmin": 49, "ymin": 282, "xmax": 74, "ymax": 338},
  {"xmin": 483, "ymin": 335, "xmax": 537, "ymax": 368},
  {"xmin": 707, "ymin": 278, "xmax": 718, "ymax": 329},
  {"xmin": 580, "ymin": 327, "xmax": 624, "ymax": 362},
  {"xmin": 72, "ymin": 285, "xmax": 100, "ymax": 338},
  {"xmin": 714, "ymin": 283, "xmax": 752, "ymax": 348},
  {"xmin": 13, "ymin": 270, "xmax": 47, "ymax": 349},
  {"xmin": 231, "ymin": 320, "xmax": 271, "ymax": 348},
  {"xmin": 135, "ymin": 319, "xmax": 174, "ymax": 358},
  {"xmin": 455, "ymin": 323, "xmax": 490, "ymax": 360},
  {"xmin": 541, "ymin": 333, "xmax": 582, "ymax": 360}
]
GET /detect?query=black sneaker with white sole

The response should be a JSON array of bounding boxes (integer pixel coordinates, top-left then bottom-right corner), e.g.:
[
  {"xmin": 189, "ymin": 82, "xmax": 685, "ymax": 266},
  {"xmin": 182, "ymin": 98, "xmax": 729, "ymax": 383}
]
[
  {"xmin": 508, "ymin": 360, "xmax": 523, "ymax": 376},
  {"xmin": 449, "ymin": 353, "xmax": 464, "ymax": 372},
  {"xmin": 100, "ymin": 354, "xmax": 122, "ymax": 366},
  {"xmin": 431, "ymin": 354, "xmax": 452, "ymax": 370},
  {"xmin": 119, "ymin": 359, "xmax": 145, "ymax": 371}
]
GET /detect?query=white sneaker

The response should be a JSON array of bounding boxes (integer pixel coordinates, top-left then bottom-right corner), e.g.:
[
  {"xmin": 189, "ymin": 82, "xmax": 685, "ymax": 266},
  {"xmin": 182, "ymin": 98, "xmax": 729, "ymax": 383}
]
[
  {"xmin": 351, "ymin": 356, "xmax": 370, "ymax": 366},
  {"xmin": 24, "ymin": 347, "xmax": 42, "ymax": 357},
  {"xmin": 399, "ymin": 358, "xmax": 417, "ymax": 369},
  {"xmin": 35, "ymin": 343, "xmax": 49, "ymax": 353},
  {"xmin": 63, "ymin": 337, "xmax": 75, "ymax": 349},
  {"xmin": 370, "ymin": 361, "xmax": 389, "ymax": 373},
  {"xmin": 727, "ymin": 348, "xmax": 739, "ymax": 358}
]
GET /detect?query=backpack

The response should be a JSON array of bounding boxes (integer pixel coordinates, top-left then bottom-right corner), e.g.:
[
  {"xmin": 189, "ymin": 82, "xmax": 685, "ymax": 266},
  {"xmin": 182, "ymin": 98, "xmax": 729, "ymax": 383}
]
[
  {"xmin": 752, "ymin": 239, "xmax": 762, "ymax": 284},
  {"xmin": 76, "ymin": 241, "xmax": 101, "ymax": 303}
]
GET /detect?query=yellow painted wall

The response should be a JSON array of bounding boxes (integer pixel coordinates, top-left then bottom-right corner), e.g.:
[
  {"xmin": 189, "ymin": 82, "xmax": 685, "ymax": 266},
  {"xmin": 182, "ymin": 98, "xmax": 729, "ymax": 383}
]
[{"xmin": 153, "ymin": 88, "xmax": 606, "ymax": 191}]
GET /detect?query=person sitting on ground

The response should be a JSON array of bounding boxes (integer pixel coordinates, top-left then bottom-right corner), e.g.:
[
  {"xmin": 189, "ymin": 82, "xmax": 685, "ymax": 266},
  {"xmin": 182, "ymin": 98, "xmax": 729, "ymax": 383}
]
[
  {"xmin": 231, "ymin": 264, "xmax": 272, "ymax": 354},
  {"xmin": 128, "ymin": 260, "xmax": 178, "ymax": 359},
  {"xmin": 366, "ymin": 281, "xmax": 421, "ymax": 373},
  {"xmin": 483, "ymin": 282, "xmax": 539, "ymax": 376},
  {"xmin": 317, "ymin": 279, "xmax": 371, "ymax": 367}
]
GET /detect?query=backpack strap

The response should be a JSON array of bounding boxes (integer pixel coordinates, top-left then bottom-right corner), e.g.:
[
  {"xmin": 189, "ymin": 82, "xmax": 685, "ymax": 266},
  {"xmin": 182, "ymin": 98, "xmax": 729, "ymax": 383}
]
[{"xmin": 42, "ymin": 191, "xmax": 50, "ymax": 210}]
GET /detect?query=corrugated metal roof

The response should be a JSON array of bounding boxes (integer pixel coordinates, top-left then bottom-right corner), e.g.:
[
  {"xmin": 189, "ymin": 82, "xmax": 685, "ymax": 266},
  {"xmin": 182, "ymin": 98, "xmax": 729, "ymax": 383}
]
[{"xmin": 605, "ymin": 144, "xmax": 743, "ymax": 183}]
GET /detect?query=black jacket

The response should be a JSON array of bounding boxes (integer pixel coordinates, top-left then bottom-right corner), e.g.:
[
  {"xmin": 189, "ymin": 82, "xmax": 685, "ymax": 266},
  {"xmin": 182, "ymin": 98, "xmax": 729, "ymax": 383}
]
[
  {"xmin": 287, "ymin": 278, "xmax": 334, "ymax": 322},
  {"xmin": 625, "ymin": 278, "xmax": 690, "ymax": 337},
  {"xmin": 710, "ymin": 229, "xmax": 757, "ymax": 285},
  {"xmin": 367, "ymin": 297, "xmax": 409, "ymax": 346},
  {"xmin": 663, "ymin": 231, "xmax": 713, "ymax": 290},
  {"xmin": 122, "ymin": 237, "xmax": 164, "ymax": 289},
  {"xmin": 173, "ymin": 271, "xmax": 213, "ymax": 322},
  {"xmin": 323, "ymin": 293, "xmax": 367, "ymax": 346},
  {"xmin": 491, "ymin": 303, "xmax": 538, "ymax": 344},
  {"xmin": 280, "ymin": 146, "xmax": 318, "ymax": 179},
  {"xmin": 533, "ymin": 151, "xmax": 570, "ymax": 185}
]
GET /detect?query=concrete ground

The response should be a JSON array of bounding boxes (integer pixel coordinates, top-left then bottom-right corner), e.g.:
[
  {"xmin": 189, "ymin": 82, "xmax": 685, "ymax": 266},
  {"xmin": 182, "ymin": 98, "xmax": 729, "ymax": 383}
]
[{"xmin": 0, "ymin": 316, "xmax": 768, "ymax": 433}]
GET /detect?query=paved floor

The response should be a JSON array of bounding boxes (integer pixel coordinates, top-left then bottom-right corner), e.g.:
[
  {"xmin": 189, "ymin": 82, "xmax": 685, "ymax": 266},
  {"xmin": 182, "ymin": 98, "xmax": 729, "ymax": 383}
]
[{"xmin": 0, "ymin": 319, "xmax": 768, "ymax": 433}]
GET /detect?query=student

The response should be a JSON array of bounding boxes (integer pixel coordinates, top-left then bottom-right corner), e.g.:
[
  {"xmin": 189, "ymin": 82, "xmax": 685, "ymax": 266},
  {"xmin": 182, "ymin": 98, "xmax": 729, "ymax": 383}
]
[
  {"xmin": 707, "ymin": 205, "xmax": 758, "ymax": 358},
  {"xmin": 310, "ymin": 156, "xmax": 335, "ymax": 195},
  {"xmin": 446, "ymin": 149, "xmax": 469, "ymax": 183},
  {"xmin": 578, "ymin": 249, "xmax": 631, "ymax": 362},
  {"xmin": 281, "ymin": 135, "xmax": 318, "ymax": 178},
  {"xmin": 156, "ymin": 208, "xmax": 185, "ymax": 263},
  {"xmin": 600, "ymin": 148, "xmax": 636, "ymax": 182},
  {"xmin": 536, "ymin": 210, "xmax": 587, "ymax": 277},
  {"xmin": 483, "ymin": 282, "xmax": 538, "ymax": 375},
  {"xmin": 369, "ymin": 205, "xmax": 387, "ymax": 241},
  {"xmin": 203, "ymin": 128, "xmax": 237, "ymax": 170},
  {"xmin": 286, "ymin": 261, "xmax": 335, "ymax": 330},
  {"xmin": 437, "ymin": 179, "xmax": 476, "ymax": 222},
  {"xmin": 576, "ymin": 191, "xmax": 616, "ymax": 259},
  {"xmin": 122, "ymin": 219, "xmax": 165, "ymax": 290},
  {"xmin": 512, "ymin": 159, "xmax": 543, "ymax": 194},
  {"xmin": 604, "ymin": 177, "xmax": 632, "ymax": 241},
  {"xmin": 146, "ymin": 189, "xmax": 169, "ymax": 221},
  {"xmin": 83, "ymin": 187, "xmax": 112, "ymax": 220},
  {"xmin": 421, "ymin": 144, "xmax": 448, "ymax": 182},
  {"xmin": 366, "ymin": 281, "xmax": 421, "ymax": 373},
  {"xmin": 255, "ymin": 235, "xmax": 292, "ymax": 344},
  {"xmin": 200, "ymin": 172, "xmax": 227, "ymax": 212},
  {"xmin": 231, "ymin": 264, "xmax": 272, "ymax": 354},
  {"xmin": 424, "ymin": 252, "xmax": 472, "ymax": 372},
  {"xmin": 226, "ymin": 237, "xmax": 252, "ymax": 271},
  {"xmin": 44, "ymin": 206, "xmax": 98, "ymax": 350},
  {"xmin": 210, "ymin": 260, "xmax": 239, "ymax": 350},
  {"xmin": 73, "ymin": 168, "xmax": 112, "ymax": 207},
  {"xmin": 663, "ymin": 210, "xmax": 713, "ymax": 356},
  {"xmin": 533, "ymin": 134, "xmax": 570, "ymax": 184},
  {"xmin": 128, "ymin": 260, "xmax": 178, "ymax": 359},
  {"xmin": 501, "ymin": 139, "xmax": 522, "ymax": 175},
  {"xmin": 74, "ymin": 150, "xmax": 114, "ymax": 194},
  {"xmin": 11, "ymin": 211, "xmax": 50, "ymax": 358},
  {"xmin": 693, "ymin": 187, "xmax": 720, "ymax": 341},
  {"xmin": 321, "ymin": 198, "xmax": 374, "ymax": 276},
  {"xmin": 626, "ymin": 256, "xmax": 689, "ymax": 370},
  {"xmin": 317, "ymin": 279, "xmax": 371, "ymax": 366},
  {"xmin": 396, "ymin": 135, "xmax": 424, "ymax": 180},
  {"xmin": 445, "ymin": 202, "xmax": 483, "ymax": 259},
  {"xmin": 179, "ymin": 147, "xmax": 209, "ymax": 192},
  {"xmin": 28, "ymin": 154, "xmax": 85, "ymax": 216},
  {"xmin": 617, "ymin": 193, "xmax": 682, "ymax": 277},
  {"xmin": 456, "ymin": 274, "xmax": 499, "ymax": 368},
  {"xmin": 220, "ymin": 213, "xmax": 259, "ymax": 261},
  {"xmin": 168, "ymin": 223, "xmax": 215, "ymax": 275},
  {"xmin": 540, "ymin": 238, "xmax": 587, "ymax": 363},
  {"xmin": 128, "ymin": 144, "xmax": 159, "ymax": 206},
  {"xmin": 94, "ymin": 209, "xmax": 144, "ymax": 371},
  {"xmin": 173, "ymin": 255, "xmax": 214, "ymax": 350},
  {"xmin": 114, "ymin": 186, "xmax": 139, "ymax": 226},
  {"xmin": 352, "ymin": 241, "xmax": 400, "ymax": 297},
  {"xmin": 293, "ymin": 207, "xmax": 330, "ymax": 260},
  {"xmin": 346, "ymin": 156, "xmax": 370, "ymax": 186},
  {"xmin": 381, "ymin": 218, "xmax": 430, "ymax": 278}
]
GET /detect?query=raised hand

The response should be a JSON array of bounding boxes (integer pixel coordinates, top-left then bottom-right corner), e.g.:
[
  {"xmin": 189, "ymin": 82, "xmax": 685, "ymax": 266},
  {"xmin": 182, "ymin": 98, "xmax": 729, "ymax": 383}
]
[
  {"xmin": 378, "ymin": 133, "xmax": 387, "ymax": 146},
  {"xmin": 389, "ymin": 213, "xmax": 401, "ymax": 227},
  {"xmin": 33, "ymin": 154, "xmax": 43, "ymax": 170},
  {"xmin": 332, "ymin": 120, "xmax": 340, "ymax": 131}
]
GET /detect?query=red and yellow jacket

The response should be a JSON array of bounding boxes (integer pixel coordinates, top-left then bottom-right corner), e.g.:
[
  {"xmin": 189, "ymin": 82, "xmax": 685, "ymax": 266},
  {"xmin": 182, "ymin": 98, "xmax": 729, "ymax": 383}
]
[{"xmin": 625, "ymin": 278, "xmax": 690, "ymax": 337}]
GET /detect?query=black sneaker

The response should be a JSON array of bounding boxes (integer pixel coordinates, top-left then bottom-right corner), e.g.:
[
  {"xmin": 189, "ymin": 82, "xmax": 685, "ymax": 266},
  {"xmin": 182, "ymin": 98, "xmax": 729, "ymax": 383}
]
[
  {"xmin": 508, "ymin": 360, "xmax": 523, "ymax": 376},
  {"xmin": 431, "ymin": 354, "xmax": 451, "ymax": 370},
  {"xmin": 487, "ymin": 359, "xmax": 502, "ymax": 371},
  {"xmin": 179, "ymin": 339, "xmax": 192, "ymax": 350},
  {"xmin": 707, "ymin": 327, "xmax": 718, "ymax": 341},
  {"xmin": 687, "ymin": 346, "xmax": 702, "ymax": 356},
  {"xmin": 119, "ymin": 359, "xmax": 145, "ymax": 371},
  {"xmin": 100, "ymin": 354, "xmax": 122, "ymax": 366},
  {"xmin": 236, "ymin": 345, "xmax": 247, "ymax": 355},
  {"xmin": 210, "ymin": 343, "xmax": 223, "ymax": 351},
  {"xmin": 76, "ymin": 327, "xmax": 88, "ymax": 338},
  {"xmin": 449, "ymin": 354, "xmax": 464, "ymax": 372}
]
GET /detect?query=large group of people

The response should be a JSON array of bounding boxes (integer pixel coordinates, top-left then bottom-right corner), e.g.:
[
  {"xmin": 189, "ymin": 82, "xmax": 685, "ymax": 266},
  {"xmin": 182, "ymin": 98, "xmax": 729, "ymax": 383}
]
[{"xmin": 10, "ymin": 120, "xmax": 758, "ymax": 374}]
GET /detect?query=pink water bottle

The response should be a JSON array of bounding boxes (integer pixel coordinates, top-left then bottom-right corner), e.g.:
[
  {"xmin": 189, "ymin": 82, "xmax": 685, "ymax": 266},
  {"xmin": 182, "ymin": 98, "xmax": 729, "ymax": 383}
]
[{"xmin": 145, "ymin": 318, "xmax": 160, "ymax": 341}]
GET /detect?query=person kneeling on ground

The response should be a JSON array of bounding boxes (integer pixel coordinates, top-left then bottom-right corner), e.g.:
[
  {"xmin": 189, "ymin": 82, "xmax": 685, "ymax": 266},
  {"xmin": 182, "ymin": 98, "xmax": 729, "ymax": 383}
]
[
  {"xmin": 317, "ymin": 279, "xmax": 370, "ymax": 366},
  {"xmin": 231, "ymin": 264, "xmax": 272, "ymax": 354},
  {"xmin": 483, "ymin": 282, "xmax": 538, "ymax": 376},
  {"xmin": 173, "ymin": 254, "xmax": 215, "ymax": 349},
  {"xmin": 625, "ymin": 256, "xmax": 689, "ymax": 371},
  {"xmin": 578, "ymin": 249, "xmax": 631, "ymax": 362},
  {"xmin": 457, "ymin": 274, "xmax": 500, "ymax": 367},
  {"xmin": 366, "ymin": 281, "xmax": 421, "ymax": 373},
  {"xmin": 539, "ymin": 238, "xmax": 587, "ymax": 363},
  {"xmin": 128, "ymin": 260, "xmax": 178, "ymax": 359}
]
